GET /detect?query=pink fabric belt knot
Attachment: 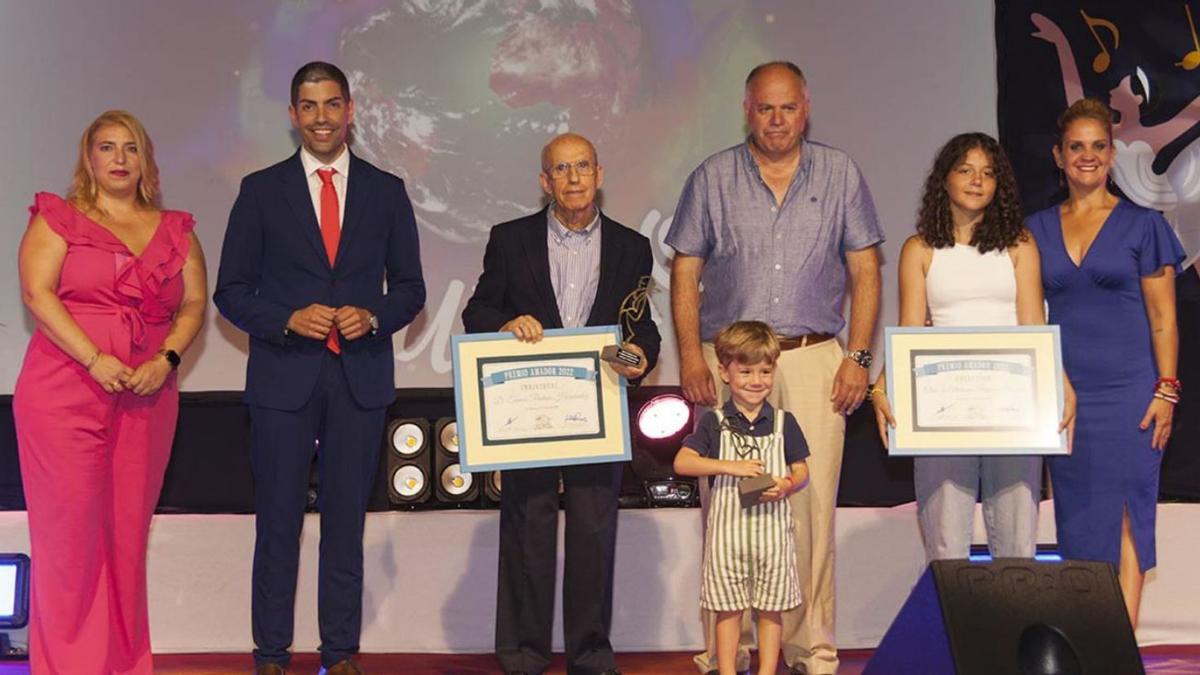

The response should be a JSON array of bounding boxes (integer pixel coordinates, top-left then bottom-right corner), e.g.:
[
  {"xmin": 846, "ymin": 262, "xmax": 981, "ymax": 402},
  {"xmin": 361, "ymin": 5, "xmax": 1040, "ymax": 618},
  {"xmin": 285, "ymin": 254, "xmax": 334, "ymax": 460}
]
[
  {"xmin": 119, "ymin": 305, "xmax": 148, "ymax": 347},
  {"xmin": 66, "ymin": 303, "xmax": 170, "ymax": 349}
]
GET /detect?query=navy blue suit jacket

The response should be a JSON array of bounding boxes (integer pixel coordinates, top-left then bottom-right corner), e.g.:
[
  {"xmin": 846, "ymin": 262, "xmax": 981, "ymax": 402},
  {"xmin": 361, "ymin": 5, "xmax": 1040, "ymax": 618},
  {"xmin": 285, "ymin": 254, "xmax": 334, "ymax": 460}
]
[
  {"xmin": 214, "ymin": 150, "xmax": 425, "ymax": 411},
  {"xmin": 462, "ymin": 208, "xmax": 660, "ymax": 382}
]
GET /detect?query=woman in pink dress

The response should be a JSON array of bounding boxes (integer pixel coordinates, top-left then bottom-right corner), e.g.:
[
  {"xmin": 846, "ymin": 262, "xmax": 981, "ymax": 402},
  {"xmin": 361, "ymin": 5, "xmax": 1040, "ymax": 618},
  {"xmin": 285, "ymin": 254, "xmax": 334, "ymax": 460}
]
[{"xmin": 14, "ymin": 110, "xmax": 207, "ymax": 674}]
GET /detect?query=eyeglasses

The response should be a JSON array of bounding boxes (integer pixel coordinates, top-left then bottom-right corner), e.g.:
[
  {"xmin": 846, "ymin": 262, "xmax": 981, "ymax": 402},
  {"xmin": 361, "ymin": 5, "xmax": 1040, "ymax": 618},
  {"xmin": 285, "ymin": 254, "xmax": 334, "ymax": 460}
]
[{"xmin": 545, "ymin": 160, "xmax": 595, "ymax": 179}]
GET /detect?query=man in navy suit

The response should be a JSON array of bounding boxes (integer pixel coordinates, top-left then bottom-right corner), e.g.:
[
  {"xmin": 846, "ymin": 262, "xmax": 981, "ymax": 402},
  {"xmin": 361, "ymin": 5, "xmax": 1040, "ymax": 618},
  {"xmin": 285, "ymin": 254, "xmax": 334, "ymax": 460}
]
[
  {"xmin": 463, "ymin": 133, "xmax": 660, "ymax": 675},
  {"xmin": 214, "ymin": 61, "xmax": 425, "ymax": 675}
]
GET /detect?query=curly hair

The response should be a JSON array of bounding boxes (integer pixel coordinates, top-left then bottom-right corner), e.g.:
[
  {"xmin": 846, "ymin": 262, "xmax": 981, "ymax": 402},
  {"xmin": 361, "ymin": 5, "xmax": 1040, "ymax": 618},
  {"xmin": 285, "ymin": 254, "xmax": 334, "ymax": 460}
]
[{"xmin": 915, "ymin": 132, "xmax": 1025, "ymax": 253}]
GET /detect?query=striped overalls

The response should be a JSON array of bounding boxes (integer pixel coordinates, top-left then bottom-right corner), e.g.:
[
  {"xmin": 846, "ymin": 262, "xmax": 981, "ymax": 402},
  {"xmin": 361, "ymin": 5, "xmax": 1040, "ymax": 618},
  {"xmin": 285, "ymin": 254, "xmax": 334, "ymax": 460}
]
[{"xmin": 700, "ymin": 409, "xmax": 802, "ymax": 612}]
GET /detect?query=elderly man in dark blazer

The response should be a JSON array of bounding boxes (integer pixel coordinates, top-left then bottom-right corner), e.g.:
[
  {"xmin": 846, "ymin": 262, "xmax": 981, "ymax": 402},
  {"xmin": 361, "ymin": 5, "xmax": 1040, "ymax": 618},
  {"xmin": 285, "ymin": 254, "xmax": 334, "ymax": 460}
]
[
  {"xmin": 214, "ymin": 61, "xmax": 425, "ymax": 675},
  {"xmin": 463, "ymin": 132, "xmax": 660, "ymax": 675}
]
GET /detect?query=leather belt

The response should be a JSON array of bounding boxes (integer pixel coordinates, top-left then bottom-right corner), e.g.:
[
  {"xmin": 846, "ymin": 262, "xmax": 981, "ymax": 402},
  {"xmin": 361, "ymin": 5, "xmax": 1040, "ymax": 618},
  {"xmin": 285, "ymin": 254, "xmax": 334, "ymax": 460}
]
[{"xmin": 778, "ymin": 333, "xmax": 835, "ymax": 350}]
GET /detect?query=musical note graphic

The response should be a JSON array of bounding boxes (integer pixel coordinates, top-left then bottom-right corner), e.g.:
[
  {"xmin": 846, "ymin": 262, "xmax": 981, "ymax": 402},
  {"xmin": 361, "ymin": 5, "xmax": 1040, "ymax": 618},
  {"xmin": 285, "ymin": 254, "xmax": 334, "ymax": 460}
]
[
  {"xmin": 1080, "ymin": 9, "xmax": 1120, "ymax": 73},
  {"xmin": 1178, "ymin": 3, "xmax": 1200, "ymax": 70}
]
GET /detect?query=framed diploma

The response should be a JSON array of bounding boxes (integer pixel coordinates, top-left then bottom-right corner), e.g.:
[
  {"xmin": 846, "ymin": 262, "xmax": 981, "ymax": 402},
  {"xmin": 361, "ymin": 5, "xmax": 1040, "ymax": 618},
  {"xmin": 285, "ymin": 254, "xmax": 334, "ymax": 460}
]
[
  {"xmin": 451, "ymin": 325, "xmax": 631, "ymax": 472},
  {"xmin": 884, "ymin": 326, "xmax": 1067, "ymax": 456}
]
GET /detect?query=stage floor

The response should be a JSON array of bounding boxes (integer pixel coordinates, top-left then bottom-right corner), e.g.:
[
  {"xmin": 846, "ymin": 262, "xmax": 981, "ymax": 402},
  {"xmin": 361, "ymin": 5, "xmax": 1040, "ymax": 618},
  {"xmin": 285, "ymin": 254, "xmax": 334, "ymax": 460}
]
[{"xmin": 1, "ymin": 648, "xmax": 1199, "ymax": 674}]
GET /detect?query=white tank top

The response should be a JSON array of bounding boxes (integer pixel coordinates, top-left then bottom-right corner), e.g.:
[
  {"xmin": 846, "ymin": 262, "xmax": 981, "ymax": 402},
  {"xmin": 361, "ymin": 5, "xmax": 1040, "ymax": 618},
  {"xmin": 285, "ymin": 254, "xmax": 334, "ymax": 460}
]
[{"xmin": 925, "ymin": 243, "xmax": 1018, "ymax": 327}]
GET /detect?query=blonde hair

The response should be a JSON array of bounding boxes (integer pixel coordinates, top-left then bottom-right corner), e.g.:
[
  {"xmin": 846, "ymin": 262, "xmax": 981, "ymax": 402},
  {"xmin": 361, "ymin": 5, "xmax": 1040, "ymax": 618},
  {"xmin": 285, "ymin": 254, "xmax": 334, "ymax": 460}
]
[
  {"xmin": 714, "ymin": 321, "xmax": 781, "ymax": 366},
  {"xmin": 1057, "ymin": 98, "xmax": 1114, "ymax": 146},
  {"xmin": 67, "ymin": 110, "xmax": 160, "ymax": 214}
]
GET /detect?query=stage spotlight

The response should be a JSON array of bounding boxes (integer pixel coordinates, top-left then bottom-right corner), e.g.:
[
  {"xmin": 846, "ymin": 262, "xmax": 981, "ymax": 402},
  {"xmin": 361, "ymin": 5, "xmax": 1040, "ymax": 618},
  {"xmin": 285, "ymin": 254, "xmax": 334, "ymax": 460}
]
[
  {"xmin": 439, "ymin": 419, "xmax": 459, "ymax": 454},
  {"xmin": 626, "ymin": 392, "xmax": 697, "ymax": 507},
  {"xmin": 391, "ymin": 465, "xmax": 427, "ymax": 501},
  {"xmin": 393, "ymin": 421, "xmax": 428, "ymax": 456},
  {"xmin": 483, "ymin": 470, "xmax": 502, "ymax": 504},
  {"xmin": 637, "ymin": 394, "xmax": 691, "ymax": 440},
  {"xmin": 385, "ymin": 419, "xmax": 432, "ymax": 506},
  {"xmin": 0, "ymin": 553, "xmax": 29, "ymax": 658},
  {"xmin": 439, "ymin": 463, "xmax": 475, "ymax": 498},
  {"xmin": 434, "ymin": 418, "xmax": 479, "ymax": 504}
]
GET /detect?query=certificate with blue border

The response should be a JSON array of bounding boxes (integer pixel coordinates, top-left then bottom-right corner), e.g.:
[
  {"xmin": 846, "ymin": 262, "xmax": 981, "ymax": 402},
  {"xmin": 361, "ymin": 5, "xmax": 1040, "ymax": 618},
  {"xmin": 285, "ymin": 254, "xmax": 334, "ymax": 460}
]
[
  {"xmin": 451, "ymin": 325, "xmax": 631, "ymax": 471},
  {"xmin": 884, "ymin": 326, "xmax": 1068, "ymax": 456}
]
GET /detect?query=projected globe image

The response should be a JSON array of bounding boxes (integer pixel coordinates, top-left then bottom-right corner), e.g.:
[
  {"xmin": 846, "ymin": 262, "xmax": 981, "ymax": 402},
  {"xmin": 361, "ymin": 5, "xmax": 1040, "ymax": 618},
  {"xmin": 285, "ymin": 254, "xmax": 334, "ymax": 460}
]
[{"xmin": 341, "ymin": 0, "xmax": 641, "ymax": 244}]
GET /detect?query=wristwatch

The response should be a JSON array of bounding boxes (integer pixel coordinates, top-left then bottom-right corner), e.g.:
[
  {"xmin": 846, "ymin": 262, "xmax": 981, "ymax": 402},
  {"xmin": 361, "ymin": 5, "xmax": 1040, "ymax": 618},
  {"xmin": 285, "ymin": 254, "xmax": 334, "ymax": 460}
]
[
  {"xmin": 368, "ymin": 314, "xmax": 380, "ymax": 336},
  {"xmin": 847, "ymin": 349, "xmax": 873, "ymax": 369},
  {"xmin": 158, "ymin": 348, "xmax": 181, "ymax": 370}
]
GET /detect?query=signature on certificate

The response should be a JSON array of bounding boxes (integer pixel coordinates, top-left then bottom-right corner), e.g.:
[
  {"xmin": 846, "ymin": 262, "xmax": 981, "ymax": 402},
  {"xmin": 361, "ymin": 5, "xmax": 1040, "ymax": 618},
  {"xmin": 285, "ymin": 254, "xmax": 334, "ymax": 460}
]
[
  {"xmin": 564, "ymin": 412, "xmax": 589, "ymax": 424},
  {"xmin": 934, "ymin": 400, "xmax": 960, "ymax": 416}
]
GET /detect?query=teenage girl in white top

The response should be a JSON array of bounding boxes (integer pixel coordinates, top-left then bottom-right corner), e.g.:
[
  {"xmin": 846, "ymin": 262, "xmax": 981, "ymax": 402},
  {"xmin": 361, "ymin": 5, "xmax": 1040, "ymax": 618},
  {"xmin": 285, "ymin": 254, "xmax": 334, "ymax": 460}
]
[{"xmin": 874, "ymin": 132, "xmax": 1076, "ymax": 560}]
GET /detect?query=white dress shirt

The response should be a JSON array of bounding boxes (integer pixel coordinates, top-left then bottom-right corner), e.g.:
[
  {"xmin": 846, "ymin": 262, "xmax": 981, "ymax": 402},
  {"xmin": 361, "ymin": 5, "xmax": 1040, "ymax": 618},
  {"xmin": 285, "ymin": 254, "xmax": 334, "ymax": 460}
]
[{"xmin": 299, "ymin": 145, "xmax": 350, "ymax": 228}]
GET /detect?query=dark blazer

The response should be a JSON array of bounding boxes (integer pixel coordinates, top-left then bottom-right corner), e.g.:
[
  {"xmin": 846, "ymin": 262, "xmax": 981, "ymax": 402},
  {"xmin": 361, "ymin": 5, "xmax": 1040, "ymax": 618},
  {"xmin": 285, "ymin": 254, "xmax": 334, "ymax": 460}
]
[
  {"xmin": 214, "ymin": 151, "xmax": 426, "ymax": 410},
  {"xmin": 462, "ymin": 208, "xmax": 660, "ymax": 380}
]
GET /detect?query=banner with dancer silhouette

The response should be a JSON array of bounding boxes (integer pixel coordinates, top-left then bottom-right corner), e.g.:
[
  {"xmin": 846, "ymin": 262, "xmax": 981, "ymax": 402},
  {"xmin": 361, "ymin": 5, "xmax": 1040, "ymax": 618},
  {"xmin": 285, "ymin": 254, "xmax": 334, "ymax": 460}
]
[{"xmin": 997, "ymin": 1, "xmax": 1200, "ymax": 268}]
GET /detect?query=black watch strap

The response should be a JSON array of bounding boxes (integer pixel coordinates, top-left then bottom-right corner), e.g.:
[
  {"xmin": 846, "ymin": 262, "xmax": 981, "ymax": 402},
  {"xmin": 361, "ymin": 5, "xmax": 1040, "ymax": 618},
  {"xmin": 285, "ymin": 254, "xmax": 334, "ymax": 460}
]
[{"xmin": 159, "ymin": 348, "xmax": 181, "ymax": 369}]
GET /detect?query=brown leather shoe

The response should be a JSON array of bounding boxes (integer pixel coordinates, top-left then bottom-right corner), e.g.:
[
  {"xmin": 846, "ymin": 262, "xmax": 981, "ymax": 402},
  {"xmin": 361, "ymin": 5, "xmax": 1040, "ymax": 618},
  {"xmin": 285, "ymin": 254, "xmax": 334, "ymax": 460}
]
[
  {"xmin": 254, "ymin": 664, "xmax": 286, "ymax": 675},
  {"xmin": 325, "ymin": 660, "xmax": 364, "ymax": 675}
]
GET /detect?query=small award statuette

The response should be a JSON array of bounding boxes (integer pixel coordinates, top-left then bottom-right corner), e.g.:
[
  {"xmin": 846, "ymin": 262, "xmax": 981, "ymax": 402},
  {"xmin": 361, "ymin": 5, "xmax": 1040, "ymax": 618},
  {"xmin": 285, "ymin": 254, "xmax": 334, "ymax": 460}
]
[
  {"xmin": 607, "ymin": 275, "xmax": 653, "ymax": 367},
  {"xmin": 738, "ymin": 474, "xmax": 776, "ymax": 508}
]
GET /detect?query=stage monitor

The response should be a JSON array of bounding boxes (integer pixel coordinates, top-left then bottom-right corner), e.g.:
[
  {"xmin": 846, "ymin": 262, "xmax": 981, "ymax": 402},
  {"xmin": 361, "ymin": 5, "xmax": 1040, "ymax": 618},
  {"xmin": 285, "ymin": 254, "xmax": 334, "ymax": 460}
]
[{"xmin": 0, "ymin": 553, "xmax": 29, "ymax": 629}]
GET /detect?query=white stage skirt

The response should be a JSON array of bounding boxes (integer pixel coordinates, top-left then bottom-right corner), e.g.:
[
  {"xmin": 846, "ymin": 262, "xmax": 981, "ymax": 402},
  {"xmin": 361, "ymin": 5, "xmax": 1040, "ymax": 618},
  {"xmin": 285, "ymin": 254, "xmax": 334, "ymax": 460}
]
[{"xmin": 1, "ymin": 502, "xmax": 1196, "ymax": 653}]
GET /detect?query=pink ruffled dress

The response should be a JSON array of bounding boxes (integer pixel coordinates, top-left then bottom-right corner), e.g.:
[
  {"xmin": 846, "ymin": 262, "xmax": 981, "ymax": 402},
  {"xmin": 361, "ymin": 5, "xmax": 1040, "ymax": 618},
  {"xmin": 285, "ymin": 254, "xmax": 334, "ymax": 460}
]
[{"xmin": 13, "ymin": 192, "xmax": 193, "ymax": 675}]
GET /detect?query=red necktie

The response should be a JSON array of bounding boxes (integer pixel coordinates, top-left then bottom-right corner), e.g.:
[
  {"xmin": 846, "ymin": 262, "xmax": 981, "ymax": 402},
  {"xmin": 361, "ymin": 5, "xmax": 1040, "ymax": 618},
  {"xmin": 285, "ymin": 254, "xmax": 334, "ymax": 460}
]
[{"xmin": 317, "ymin": 168, "xmax": 341, "ymax": 354}]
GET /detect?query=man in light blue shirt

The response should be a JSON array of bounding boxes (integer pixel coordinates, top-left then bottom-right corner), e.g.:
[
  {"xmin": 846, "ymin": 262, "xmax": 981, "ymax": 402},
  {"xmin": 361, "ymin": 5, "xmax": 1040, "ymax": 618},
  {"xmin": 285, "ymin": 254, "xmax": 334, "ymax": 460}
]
[{"xmin": 666, "ymin": 61, "xmax": 884, "ymax": 675}]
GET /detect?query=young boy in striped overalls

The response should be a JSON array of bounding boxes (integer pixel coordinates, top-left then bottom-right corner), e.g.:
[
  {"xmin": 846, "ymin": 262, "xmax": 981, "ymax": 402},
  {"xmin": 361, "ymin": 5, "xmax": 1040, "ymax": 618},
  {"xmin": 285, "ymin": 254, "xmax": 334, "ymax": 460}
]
[{"xmin": 674, "ymin": 321, "xmax": 811, "ymax": 675}]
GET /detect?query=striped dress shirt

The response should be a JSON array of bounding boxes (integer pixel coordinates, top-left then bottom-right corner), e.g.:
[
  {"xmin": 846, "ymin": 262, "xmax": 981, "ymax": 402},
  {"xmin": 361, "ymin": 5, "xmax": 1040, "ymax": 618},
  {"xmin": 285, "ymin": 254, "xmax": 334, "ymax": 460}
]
[{"xmin": 546, "ymin": 205, "xmax": 601, "ymax": 328}]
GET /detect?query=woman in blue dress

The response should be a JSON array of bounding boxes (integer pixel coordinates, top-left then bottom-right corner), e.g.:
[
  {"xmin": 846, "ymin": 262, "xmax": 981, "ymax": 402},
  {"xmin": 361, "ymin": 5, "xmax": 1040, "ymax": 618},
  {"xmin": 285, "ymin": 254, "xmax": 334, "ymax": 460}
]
[{"xmin": 1026, "ymin": 98, "xmax": 1185, "ymax": 627}]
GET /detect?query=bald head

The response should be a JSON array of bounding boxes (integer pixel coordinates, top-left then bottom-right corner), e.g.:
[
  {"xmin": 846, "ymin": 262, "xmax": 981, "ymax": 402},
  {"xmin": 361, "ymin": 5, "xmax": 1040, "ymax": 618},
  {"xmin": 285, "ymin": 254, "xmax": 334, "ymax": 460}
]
[
  {"xmin": 744, "ymin": 61, "xmax": 808, "ymax": 100},
  {"xmin": 541, "ymin": 132, "xmax": 598, "ymax": 171},
  {"xmin": 539, "ymin": 132, "xmax": 604, "ymax": 228}
]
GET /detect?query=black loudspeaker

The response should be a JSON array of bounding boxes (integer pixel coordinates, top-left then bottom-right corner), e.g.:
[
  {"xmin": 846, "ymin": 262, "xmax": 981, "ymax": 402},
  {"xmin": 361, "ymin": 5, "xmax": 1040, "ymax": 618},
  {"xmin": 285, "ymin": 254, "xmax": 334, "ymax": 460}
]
[
  {"xmin": 866, "ymin": 559, "xmax": 1142, "ymax": 675},
  {"xmin": 384, "ymin": 418, "xmax": 432, "ymax": 506},
  {"xmin": 434, "ymin": 418, "xmax": 478, "ymax": 504}
]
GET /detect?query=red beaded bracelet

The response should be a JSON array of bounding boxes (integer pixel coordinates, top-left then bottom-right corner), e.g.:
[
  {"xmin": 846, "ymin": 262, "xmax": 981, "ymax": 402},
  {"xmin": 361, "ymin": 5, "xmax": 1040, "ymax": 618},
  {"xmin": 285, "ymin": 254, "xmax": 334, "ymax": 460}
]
[{"xmin": 1156, "ymin": 377, "xmax": 1182, "ymax": 392}]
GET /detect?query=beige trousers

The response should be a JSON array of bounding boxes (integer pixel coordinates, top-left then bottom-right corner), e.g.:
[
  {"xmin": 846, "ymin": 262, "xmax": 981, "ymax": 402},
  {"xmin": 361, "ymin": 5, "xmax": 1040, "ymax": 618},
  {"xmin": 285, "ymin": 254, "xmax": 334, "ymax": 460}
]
[{"xmin": 693, "ymin": 339, "xmax": 846, "ymax": 675}]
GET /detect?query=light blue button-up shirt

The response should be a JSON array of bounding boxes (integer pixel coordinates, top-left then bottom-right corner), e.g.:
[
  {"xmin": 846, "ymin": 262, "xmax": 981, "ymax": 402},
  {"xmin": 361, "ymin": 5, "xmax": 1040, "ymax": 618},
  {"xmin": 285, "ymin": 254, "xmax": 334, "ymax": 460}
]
[{"xmin": 666, "ymin": 140, "xmax": 884, "ymax": 341}]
